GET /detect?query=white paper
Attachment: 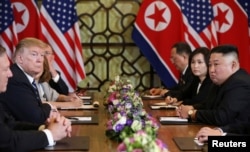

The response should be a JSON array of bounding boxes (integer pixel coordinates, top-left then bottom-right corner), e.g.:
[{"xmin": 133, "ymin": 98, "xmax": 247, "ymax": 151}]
[
  {"xmin": 60, "ymin": 105, "xmax": 97, "ymax": 110},
  {"xmin": 159, "ymin": 117, "xmax": 188, "ymax": 122},
  {"xmin": 151, "ymin": 105, "xmax": 177, "ymax": 109},
  {"xmin": 70, "ymin": 117, "xmax": 92, "ymax": 121},
  {"xmin": 79, "ymin": 96, "xmax": 92, "ymax": 100},
  {"xmin": 153, "ymin": 102, "xmax": 167, "ymax": 106},
  {"xmin": 143, "ymin": 95, "xmax": 162, "ymax": 98}
]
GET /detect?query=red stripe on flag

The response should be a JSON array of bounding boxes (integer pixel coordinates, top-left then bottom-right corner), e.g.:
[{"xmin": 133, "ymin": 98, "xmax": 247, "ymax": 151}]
[
  {"xmin": 40, "ymin": 16, "xmax": 76, "ymax": 88},
  {"xmin": 72, "ymin": 28, "xmax": 85, "ymax": 78}
]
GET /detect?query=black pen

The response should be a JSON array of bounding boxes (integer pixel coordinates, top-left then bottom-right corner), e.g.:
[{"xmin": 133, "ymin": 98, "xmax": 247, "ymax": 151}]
[{"xmin": 68, "ymin": 117, "xmax": 79, "ymax": 120}]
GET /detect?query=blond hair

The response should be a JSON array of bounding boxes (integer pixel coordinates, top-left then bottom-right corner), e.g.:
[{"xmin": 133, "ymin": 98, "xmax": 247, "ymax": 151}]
[{"xmin": 13, "ymin": 37, "xmax": 47, "ymax": 62}]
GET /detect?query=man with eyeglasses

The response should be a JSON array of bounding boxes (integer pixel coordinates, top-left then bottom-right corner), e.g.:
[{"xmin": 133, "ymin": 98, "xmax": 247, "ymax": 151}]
[{"xmin": 44, "ymin": 44, "xmax": 69, "ymax": 95}]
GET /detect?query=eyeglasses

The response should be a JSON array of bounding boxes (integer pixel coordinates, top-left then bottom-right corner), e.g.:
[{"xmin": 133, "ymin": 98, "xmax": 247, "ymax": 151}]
[{"xmin": 45, "ymin": 51, "xmax": 54, "ymax": 55}]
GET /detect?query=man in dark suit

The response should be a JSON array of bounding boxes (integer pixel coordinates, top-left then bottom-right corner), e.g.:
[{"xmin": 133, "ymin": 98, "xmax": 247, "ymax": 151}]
[
  {"xmin": 0, "ymin": 38, "xmax": 57, "ymax": 124},
  {"xmin": 196, "ymin": 122, "xmax": 250, "ymax": 143},
  {"xmin": 150, "ymin": 42, "xmax": 194, "ymax": 97},
  {"xmin": 0, "ymin": 45, "xmax": 72, "ymax": 151},
  {"xmin": 44, "ymin": 44, "xmax": 69, "ymax": 95},
  {"xmin": 178, "ymin": 45, "xmax": 250, "ymax": 126}
]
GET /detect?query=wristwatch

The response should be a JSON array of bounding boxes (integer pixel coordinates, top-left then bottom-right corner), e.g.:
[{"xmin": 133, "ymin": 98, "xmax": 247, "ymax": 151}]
[
  {"xmin": 188, "ymin": 109, "xmax": 196, "ymax": 121},
  {"xmin": 188, "ymin": 109, "xmax": 194, "ymax": 116}
]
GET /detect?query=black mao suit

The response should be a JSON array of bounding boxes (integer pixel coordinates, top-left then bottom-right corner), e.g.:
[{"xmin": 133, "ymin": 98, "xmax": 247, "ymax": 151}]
[
  {"xmin": 174, "ymin": 76, "xmax": 213, "ymax": 105},
  {"xmin": 193, "ymin": 69, "xmax": 250, "ymax": 126},
  {"xmin": 0, "ymin": 64, "xmax": 51, "ymax": 125},
  {"xmin": 165, "ymin": 66, "xmax": 194, "ymax": 97}
]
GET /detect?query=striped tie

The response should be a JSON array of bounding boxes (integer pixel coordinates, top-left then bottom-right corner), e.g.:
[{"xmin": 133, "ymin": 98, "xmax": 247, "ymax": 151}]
[{"xmin": 32, "ymin": 80, "xmax": 41, "ymax": 102}]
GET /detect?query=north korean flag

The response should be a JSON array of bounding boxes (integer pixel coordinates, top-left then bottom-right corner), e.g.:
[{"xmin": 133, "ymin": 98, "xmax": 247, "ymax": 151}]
[
  {"xmin": 211, "ymin": 0, "xmax": 250, "ymax": 72},
  {"xmin": 11, "ymin": 0, "xmax": 42, "ymax": 40},
  {"xmin": 132, "ymin": 0, "xmax": 185, "ymax": 88}
]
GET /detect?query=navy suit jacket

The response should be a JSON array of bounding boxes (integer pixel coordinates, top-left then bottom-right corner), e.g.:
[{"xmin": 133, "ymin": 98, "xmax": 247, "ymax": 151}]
[
  {"xmin": 193, "ymin": 69, "xmax": 250, "ymax": 126},
  {"xmin": 0, "ymin": 64, "xmax": 51, "ymax": 124},
  {"xmin": 49, "ymin": 70, "xmax": 69, "ymax": 95},
  {"xmin": 0, "ymin": 102, "xmax": 48, "ymax": 152}
]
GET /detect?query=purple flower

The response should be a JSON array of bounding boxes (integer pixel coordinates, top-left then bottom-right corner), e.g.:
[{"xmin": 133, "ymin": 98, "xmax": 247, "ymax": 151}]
[
  {"xmin": 115, "ymin": 124, "xmax": 124, "ymax": 132},
  {"xmin": 126, "ymin": 119, "xmax": 133, "ymax": 126}
]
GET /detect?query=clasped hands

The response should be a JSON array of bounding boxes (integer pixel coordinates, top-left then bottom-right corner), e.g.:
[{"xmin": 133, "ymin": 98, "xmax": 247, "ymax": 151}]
[{"xmin": 47, "ymin": 112, "xmax": 72, "ymax": 141}]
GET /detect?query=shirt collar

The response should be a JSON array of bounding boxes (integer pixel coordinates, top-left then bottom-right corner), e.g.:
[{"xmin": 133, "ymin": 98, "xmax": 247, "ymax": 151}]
[
  {"xmin": 16, "ymin": 63, "xmax": 34, "ymax": 84},
  {"xmin": 182, "ymin": 65, "xmax": 188, "ymax": 75}
]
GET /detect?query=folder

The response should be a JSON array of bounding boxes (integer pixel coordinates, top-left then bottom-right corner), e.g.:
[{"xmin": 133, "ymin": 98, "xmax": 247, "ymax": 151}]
[
  {"xmin": 44, "ymin": 136, "xmax": 89, "ymax": 151},
  {"xmin": 173, "ymin": 137, "xmax": 205, "ymax": 151},
  {"xmin": 142, "ymin": 95, "xmax": 164, "ymax": 100}
]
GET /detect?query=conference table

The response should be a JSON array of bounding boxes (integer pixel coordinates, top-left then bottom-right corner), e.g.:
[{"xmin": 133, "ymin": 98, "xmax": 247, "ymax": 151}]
[{"xmin": 56, "ymin": 92, "xmax": 210, "ymax": 152}]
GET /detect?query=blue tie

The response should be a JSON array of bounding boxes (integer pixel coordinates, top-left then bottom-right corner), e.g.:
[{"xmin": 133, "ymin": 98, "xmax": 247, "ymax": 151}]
[{"xmin": 32, "ymin": 80, "xmax": 41, "ymax": 102}]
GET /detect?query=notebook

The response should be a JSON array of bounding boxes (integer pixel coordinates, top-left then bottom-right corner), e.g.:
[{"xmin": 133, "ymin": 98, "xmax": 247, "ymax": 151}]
[
  {"xmin": 44, "ymin": 136, "xmax": 89, "ymax": 151},
  {"xmin": 173, "ymin": 137, "xmax": 205, "ymax": 151},
  {"xmin": 67, "ymin": 115, "xmax": 98, "ymax": 125}
]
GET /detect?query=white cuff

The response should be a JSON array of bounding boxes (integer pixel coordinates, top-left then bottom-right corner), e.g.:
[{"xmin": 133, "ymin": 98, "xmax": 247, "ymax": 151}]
[
  {"xmin": 42, "ymin": 129, "xmax": 56, "ymax": 146},
  {"xmin": 38, "ymin": 125, "xmax": 46, "ymax": 131},
  {"xmin": 215, "ymin": 127, "xmax": 227, "ymax": 136},
  {"xmin": 52, "ymin": 74, "xmax": 60, "ymax": 83}
]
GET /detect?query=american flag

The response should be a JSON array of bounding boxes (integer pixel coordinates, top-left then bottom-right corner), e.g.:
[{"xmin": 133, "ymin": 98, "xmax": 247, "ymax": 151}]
[
  {"xmin": 177, "ymin": 0, "xmax": 217, "ymax": 50},
  {"xmin": 40, "ymin": 0, "xmax": 86, "ymax": 92},
  {"xmin": 0, "ymin": 0, "xmax": 18, "ymax": 60},
  {"xmin": 237, "ymin": 0, "xmax": 250, "ymax": 48}
]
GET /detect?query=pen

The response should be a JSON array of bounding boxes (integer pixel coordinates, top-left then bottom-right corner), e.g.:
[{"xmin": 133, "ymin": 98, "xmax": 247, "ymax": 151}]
[{"xmin": 68, "ymin": 117, "xmax": 79, "ymax": 120}]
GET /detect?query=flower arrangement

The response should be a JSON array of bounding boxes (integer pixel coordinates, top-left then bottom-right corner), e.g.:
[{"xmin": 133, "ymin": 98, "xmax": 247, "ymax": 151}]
[
  {"xmin": 105, "ymin": 75, "xmax": 168, "ymax": 151},
  {"xmin": 105, "ymin": 76, "xmax": 143, "ymax": 114},
  {"xmin": 106, "ymin": 109, "xmax": 159, "ymax": 141},
  {"xmin": 117, "ymin": 130, "xmax": 169, "ymax": 152}
]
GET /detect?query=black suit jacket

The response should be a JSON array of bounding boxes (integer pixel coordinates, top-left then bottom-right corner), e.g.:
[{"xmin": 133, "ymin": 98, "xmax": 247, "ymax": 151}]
[
  {"xmin": 49, "ymin": 71, "xmax": 69, "ymax": 95},
  {"xmin": 165, "ymin": 66, "xmax": 194, "ymax": 97},
  {"xmin": 0, "ymin": 102, "xmax": 48, "ymax": 152},
  {"xmin": 193, "ymin": 69, "xmax": 250, "ymax": 126},
  {"xmin": 173, "ymin": 76, "xmax": 213, "ymax": 105},
  {"xmin": 221, "ymin": 122, "xmax": 250, "ymax": 135},
  {"xmin": 0, "ymin": 64, "xmax": 51, "ymax": 124}
]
